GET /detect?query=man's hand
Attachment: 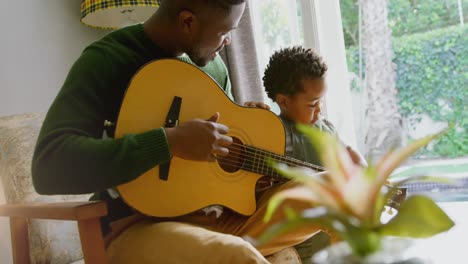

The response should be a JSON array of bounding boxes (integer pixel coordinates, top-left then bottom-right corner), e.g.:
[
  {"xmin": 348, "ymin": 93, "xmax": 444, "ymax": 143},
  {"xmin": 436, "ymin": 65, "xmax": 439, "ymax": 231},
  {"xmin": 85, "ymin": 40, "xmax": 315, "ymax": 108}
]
[
  {"xmin": 243, "ymin": 101, "xmax": 271, "ymax": 110},
  {"xmin": 164, "ymin": 112, "xmax": 232, "ymax": 161}
]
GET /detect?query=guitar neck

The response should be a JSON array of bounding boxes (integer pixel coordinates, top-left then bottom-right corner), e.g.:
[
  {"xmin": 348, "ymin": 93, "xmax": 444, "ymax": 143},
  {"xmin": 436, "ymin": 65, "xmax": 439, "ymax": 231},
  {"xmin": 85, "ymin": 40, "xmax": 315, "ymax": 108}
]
[
  {"xmin": 235, "ymin": 145, "xmax": 406, "ymax": 210},
  {"xmin": 239, "ymin": 145, "xmax": 326, "ymax": 180}
]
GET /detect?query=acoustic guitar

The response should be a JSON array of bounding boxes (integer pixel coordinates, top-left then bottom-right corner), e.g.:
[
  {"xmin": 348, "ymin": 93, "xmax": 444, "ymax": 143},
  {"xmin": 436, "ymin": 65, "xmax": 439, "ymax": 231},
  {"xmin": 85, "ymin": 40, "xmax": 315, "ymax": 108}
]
[{"xmin": 115, "ymin": 59, "xmax": 405, "ymax": 218}]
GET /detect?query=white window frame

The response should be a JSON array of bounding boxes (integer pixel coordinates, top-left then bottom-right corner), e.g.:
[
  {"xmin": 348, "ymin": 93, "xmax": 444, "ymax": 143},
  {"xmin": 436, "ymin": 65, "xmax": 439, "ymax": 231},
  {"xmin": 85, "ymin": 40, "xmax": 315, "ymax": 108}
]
[
  {"xmin": 300, "ymin": 0, "xmax": 358, "ymax": 148},
  {"xmin": 248, "ymin": 0, "xmax": 358, "ymax": 149}
]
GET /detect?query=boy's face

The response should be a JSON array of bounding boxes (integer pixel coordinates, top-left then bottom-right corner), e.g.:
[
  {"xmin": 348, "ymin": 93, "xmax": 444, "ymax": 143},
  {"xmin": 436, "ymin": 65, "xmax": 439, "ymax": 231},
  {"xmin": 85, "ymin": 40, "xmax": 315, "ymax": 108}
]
[{"xmin": 277, "ymin": 78, "xmax": 326, "ymax": 125}]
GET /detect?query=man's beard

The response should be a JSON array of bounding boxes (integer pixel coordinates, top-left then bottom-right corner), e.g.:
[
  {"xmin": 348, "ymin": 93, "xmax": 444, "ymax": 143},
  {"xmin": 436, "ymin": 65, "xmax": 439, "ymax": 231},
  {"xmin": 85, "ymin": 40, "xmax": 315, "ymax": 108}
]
[
  {"xmin": 189, "ymin": 54, "xmax": 208, "ymax": 67},
  {"xmin": 187, "ymin": 45, "xmax": 208, "ymax": 67}
]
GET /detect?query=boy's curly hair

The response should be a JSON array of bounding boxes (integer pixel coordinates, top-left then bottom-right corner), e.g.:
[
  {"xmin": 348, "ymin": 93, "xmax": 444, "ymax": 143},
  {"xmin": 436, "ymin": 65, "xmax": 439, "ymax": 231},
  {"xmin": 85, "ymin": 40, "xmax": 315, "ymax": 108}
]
[{"xmin": 263, "ymin": 46, "xmax": 327, "ymax": 101}]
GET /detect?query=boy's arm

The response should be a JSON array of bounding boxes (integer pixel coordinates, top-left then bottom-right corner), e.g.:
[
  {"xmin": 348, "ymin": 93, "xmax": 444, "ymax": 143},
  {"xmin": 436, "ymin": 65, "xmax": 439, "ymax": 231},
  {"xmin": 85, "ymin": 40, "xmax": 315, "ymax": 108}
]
[
  {"xmin": 319, "ymin": 117, "xmax": 367, "ymax": 167},
  {"xmin": 346, "ymin": 146, "xmax": 368, "ymax": 167}
]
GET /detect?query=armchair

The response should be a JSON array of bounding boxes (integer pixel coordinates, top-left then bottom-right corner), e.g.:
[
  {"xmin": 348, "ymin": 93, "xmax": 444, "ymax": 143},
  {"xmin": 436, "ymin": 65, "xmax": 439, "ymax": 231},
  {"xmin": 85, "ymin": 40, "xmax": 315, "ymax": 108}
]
[
  {"xmin": 0, "ymin": 113, "xmax": 105, "ymax": 264},
  {"xmin": 0, "ymin": 201, "xmax": 108, "ymax": 264},
  {"xmin": 0, "ymin": 113, "xmax": 300, "ymax": 264}
]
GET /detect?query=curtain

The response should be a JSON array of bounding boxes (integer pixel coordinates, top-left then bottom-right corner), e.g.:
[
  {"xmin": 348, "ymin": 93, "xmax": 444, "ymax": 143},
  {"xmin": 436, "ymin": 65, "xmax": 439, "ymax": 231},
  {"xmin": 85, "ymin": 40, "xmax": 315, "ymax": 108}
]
[{"xmin": 220, "ymin": 2, "xmax": 264, "ymax": 105}]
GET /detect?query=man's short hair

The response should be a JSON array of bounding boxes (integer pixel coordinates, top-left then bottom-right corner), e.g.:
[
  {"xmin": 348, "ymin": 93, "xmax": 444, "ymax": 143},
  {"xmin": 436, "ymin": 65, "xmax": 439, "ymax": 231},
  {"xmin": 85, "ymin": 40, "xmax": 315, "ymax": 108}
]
[
  {"xmin": 263, "ymin": 46, "xmax": 328, "ymax": 101},
  {"xmin": 160, "ymin": 0, "xmax": 245, "ymax": 14},
  {"xmin": 200, "ymin": 0, "xmax": 246, "ymax": 11}
]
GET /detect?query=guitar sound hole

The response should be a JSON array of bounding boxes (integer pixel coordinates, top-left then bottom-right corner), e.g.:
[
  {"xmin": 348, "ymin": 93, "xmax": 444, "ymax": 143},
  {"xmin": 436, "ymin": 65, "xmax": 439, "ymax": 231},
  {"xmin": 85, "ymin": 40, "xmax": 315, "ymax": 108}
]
[{"xmin": 218, "ymin": 137, "xmax": 245, "ymax": 173}]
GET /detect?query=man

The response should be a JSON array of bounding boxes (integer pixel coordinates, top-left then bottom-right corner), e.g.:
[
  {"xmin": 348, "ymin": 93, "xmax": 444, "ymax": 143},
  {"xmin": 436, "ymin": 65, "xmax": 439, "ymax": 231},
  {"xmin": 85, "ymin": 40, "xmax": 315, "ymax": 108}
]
[{"xmin": 32, "ymin": 1, "xmax": 324, "ymax": 263}]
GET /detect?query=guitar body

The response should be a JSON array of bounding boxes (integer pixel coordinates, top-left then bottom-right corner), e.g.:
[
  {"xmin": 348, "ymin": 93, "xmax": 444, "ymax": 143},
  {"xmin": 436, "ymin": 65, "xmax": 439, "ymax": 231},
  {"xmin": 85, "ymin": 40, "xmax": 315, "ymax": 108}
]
[{"xmin": 115, "ymin": 59, "xmax": 286, "ymax": 218}]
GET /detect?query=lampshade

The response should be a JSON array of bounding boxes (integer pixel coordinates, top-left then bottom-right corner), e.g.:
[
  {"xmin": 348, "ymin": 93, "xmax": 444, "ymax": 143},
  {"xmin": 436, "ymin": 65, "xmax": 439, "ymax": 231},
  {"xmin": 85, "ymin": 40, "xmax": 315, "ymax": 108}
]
[{"xmin": 81, "ymin": 0, "xmax": 160, "ymax": 29}]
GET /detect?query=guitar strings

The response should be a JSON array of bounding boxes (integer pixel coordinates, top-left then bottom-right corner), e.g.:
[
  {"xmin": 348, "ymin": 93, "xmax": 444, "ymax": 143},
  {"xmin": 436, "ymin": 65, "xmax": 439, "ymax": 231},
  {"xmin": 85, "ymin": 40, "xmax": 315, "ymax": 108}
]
[
  {"xmin": 215, "ymin": 144, "xmax": 325, "ymax": 172},
  {"xmin": 214, "ymin": 152, "xmax": 323, "ymax": 175},
  {"xmin": 213, "ymin": 156, "xmax": 322, "ymax": 179},
  {"xmin": 213, "ymin": 150, "xmax": 403, "ymax": 202},
  {"xmin": 215, "ymin": 156, "xmax": 279, "ymax": 177},
  {"xmin": 202, "ymin": 144, "xmax": 403, "ymax": 207},
  {"xmin": 226, "ymin": 142, "xmax": 326, "ymax": 171},
  {"xmin": 212, "ymin": 151, "xmax": 287, "ymax": 175},
  {"xmin": 211, "ymin": 142, "xmax": 326, "ymax": 172}
]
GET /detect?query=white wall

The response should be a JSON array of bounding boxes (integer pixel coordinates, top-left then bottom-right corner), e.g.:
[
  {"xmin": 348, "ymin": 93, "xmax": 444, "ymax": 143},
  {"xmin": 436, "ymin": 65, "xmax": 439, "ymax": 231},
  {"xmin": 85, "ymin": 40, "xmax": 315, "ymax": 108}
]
[
  {"xmin": 0, "ymin": 1, "xmax": 108, "ymax": 116},
  {"xmin": 0, "ymin": 1, "xmax": 107, "ymax": 262}
]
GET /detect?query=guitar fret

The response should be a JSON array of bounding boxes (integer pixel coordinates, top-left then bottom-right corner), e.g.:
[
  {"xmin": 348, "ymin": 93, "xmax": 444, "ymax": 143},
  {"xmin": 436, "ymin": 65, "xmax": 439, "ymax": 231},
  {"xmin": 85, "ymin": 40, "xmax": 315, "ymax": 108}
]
[
  {"xmin": 258, "ymin": 156, "xmax": 262, "ymax": 174},
  {"xmin": 253, "ymin": 148, "xmax": 259, "ymax": 174},
  {"xmin": 261, "ymin": 152, "xmax": 266, "ymax": 175}
]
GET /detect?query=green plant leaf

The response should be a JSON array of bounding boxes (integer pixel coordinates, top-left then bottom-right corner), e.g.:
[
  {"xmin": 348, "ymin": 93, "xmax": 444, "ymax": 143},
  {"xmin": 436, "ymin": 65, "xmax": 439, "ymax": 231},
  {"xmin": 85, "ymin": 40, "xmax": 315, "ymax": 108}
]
[
  {"xmin": 258, "ymin": 207, "xmax": 340, "ymax": 245},
  {"xmin": 296, "ymin": 125, "xmax": 352, "ymax": 188},
  {"xmin": 264, "ymin": 185, "xmax": 320, "ymax": 222},
  {"xmin": 341, "ymin": 167, "xmax": 378, "ymax": 222},
  {"xmin": 267, "ymin": 159, "xmax": 328, "ymax": 185},
  {"xmin": 257, "ymin": 211, "xmax": 329, "ymax": 245},
  {"xmin": 391, "ymin": 175, "xmax": 459, "ymax": 187},
  {"xmin": 345, "ymin": 229, "xmax": 382, "ymax": 257},
  {"xmin": 377, "ymin": 195, "xmax": 454, "ymax": 238},
  {"xmin": 268, "ymin": 163, "xmax": 343, "ymax": 214},
  {"xmin": 376, "ymin": 132, "xmax": 443, "ymax": 182}
]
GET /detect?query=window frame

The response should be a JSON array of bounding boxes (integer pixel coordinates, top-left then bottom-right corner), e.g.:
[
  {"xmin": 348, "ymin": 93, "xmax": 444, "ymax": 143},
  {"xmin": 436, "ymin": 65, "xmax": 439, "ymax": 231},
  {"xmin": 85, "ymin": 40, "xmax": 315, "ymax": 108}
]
[
  {"xmin": 299, "ymin": 0, "xmax": 358, "ymax": 148},
  {"xmin": 248, "ymin": 0, "xmax": 358, "ymax": 149}
]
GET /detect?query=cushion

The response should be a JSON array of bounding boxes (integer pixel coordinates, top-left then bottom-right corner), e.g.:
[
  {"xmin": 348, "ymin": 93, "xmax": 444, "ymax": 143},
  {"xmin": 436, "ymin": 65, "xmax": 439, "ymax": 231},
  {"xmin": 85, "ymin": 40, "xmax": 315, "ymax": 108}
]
[{"xmin": 0, "ymin": 113, "xmax": 90, "ymax": 263}]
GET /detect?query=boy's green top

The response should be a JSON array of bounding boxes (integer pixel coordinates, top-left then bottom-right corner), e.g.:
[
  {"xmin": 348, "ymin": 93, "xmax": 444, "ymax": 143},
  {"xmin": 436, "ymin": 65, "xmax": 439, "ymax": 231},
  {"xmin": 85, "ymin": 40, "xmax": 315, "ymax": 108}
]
[
  {"xmin": 280, "ymin": 116, "xmax": 338, "ymax": 167},
  {"xmin": 32, "ymin": 24, "xmax": 232, "ymax": 231}
]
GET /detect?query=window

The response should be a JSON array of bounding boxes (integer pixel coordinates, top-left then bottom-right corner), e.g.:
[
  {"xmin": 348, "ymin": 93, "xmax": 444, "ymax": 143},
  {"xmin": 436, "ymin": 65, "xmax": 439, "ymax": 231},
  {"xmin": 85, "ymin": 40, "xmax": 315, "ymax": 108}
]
[
  {"xmin": 249, "ymin": 0, "xmax": 305, "ymax": 115},
  {"xmin": 250, "ymin": 0, "xmax": 467, "ymax": 182},
  {"xmin": 249, "ymin": 0, "xmax": 358, "ymax": 148},
  {"xmin": 339, "ymin": 0, "xmax": 467, "ymax": 164}
]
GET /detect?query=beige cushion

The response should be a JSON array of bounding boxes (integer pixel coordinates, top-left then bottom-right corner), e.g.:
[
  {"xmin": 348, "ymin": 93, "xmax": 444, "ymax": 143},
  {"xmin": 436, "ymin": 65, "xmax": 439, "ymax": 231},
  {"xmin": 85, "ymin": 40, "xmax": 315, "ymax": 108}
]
[{"xmin": 0, "ymin": 113, "xmax": 90, "ymax": 263}]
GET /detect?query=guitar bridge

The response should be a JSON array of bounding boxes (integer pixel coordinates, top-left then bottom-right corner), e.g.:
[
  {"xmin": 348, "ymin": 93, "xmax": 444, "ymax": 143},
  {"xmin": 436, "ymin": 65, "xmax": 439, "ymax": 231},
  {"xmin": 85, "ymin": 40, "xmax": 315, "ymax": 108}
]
[{"xmin": 159, "ymin": 96, "xmax": 182, "ymax": 181}]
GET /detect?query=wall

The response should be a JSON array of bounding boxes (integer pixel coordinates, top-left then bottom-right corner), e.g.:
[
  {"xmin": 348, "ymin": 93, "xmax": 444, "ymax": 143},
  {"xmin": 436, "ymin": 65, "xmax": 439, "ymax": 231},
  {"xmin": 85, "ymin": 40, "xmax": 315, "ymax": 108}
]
[
  {"xmin": 0, "ymin": 1, "xmax": 107, "ymax": 262},
  {"xmin": 0, "ymin": 1, "xmax": 107, "ymax": 116}
]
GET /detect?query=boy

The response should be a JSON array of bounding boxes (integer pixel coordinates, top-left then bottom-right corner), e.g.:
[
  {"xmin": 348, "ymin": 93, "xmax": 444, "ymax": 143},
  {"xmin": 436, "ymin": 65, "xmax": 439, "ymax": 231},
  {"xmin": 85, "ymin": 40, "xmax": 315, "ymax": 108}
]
[
  {"xmin": 262, "ymin": 46, "xmax": 366, "ymax": 263},
  {"xmin": 262, "ymin": 46, "xmax": 366, "ymax": 168}
]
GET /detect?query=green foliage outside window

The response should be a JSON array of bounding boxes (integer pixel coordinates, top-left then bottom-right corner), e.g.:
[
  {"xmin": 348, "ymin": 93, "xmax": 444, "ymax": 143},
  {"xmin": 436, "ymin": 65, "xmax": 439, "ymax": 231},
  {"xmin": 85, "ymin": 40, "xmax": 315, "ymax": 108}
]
[
  {"xmin": 388, "ymin": 0, "xmax": 467, "ymax": 37},
  {"xmin": 347, "ymin": 25, "xmax": 468, "ymax": 158},
  {"xmin": 340, "ymin": 0, "xmax": 467, "ymax": 46},
  {"xmin": 260, "ymin": 0, "xmax": 291, "ymax": 50}
]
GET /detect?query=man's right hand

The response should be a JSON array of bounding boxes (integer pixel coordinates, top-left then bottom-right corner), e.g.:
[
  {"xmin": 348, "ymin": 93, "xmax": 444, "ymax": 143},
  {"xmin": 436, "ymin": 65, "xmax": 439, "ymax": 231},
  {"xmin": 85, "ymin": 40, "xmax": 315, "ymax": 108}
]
[{"xmin": 164, "ymin": 112, "xmax": 232, "ymax": 161}]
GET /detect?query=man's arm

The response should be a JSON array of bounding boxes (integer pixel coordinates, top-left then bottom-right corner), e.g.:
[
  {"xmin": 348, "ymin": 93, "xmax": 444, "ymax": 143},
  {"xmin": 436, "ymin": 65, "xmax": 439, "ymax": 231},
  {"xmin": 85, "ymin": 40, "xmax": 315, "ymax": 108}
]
[
  {"xmin": 32, "ymin": 50, "xmax": 172, "ymax": 195},
  {"xmin": 33, "ymin": 51, "xmax": 233, "ymax": 195}
]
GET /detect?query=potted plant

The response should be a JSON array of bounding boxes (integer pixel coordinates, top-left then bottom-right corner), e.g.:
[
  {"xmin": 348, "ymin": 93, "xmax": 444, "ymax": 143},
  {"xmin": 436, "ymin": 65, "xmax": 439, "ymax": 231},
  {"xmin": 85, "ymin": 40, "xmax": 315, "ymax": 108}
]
[{"xmin": 257, "ymin": 126, "xmax": 454, "ymax": 263}]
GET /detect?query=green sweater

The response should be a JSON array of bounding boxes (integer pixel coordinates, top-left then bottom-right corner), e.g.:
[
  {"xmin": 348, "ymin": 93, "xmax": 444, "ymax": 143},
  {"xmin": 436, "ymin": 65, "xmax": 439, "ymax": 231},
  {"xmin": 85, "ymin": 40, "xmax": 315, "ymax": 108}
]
[{"xmin": 32, "ymin": 24, "xmax": 232, "ymax": 230}]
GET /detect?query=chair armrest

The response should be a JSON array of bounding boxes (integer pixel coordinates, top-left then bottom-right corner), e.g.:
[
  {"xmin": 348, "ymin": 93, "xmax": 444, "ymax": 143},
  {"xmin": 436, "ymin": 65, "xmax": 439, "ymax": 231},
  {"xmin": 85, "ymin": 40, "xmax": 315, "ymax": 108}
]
[
  {"xmin": 0, "ymin": 201, "xmax": 108, "ymax": 220},
  {"xmin": 1, "ymin": 201, "xmax": 109, "ymax": 264}
]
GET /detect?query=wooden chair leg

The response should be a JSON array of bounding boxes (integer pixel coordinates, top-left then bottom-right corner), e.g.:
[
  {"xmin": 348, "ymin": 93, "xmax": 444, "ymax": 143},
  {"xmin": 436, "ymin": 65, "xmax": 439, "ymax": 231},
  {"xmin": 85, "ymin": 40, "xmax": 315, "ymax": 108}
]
[
  {"xmin": 10, "ymin": 217, "xmax": 30, "ymax": 264},
  {"xmin": 78, "ymin": 218, "xmax": 108, "ymax": 264}
]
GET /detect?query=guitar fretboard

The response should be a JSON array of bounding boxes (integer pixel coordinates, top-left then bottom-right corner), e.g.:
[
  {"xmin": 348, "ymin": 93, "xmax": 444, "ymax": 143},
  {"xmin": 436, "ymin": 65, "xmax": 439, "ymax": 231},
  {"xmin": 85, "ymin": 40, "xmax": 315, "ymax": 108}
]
[{"xmin": 240, "ymin": 145, "xmax": 325, "ymax": 179}]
